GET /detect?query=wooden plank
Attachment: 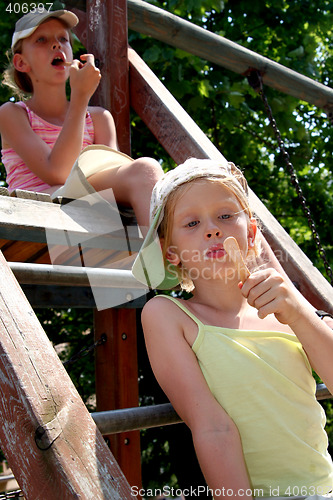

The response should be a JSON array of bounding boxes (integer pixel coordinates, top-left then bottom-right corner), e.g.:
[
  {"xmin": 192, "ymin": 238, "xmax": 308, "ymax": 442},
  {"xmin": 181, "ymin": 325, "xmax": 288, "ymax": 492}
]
[
  {"xmin": 94, "ymin": 308, "xmax": 142, "ymax": 488},
  {"xmin": 129, "ymin": 47, "xmax": 333, "ymax": 314},
  {"xmin": 248, "ymin": 192, "xmax": 333, "ymax": 312},
  {"xmin": 10, "ymin": 189, "xmax": 52, "ymax": 203},
  {"xmin": 0, "ymin": 196, "xmax": 142, "ymax": 251},
  {"xmin": 126, "ymin": 0, "xmax": 333, "ymax": 112},
  {"xmin": 0, "ymin": 250, "xmax": 136, "ymax": 499},
  {"xmin": 0, "ymin": 240, "xmax": 49, "ymax": 263},
  {"xmin": 129, "ymin": 47, "xmax": 223, "ymax": 164}
]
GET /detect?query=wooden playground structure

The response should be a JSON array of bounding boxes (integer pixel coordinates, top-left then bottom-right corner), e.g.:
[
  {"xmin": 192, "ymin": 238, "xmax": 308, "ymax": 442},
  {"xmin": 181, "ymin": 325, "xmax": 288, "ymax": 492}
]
[{"xmin": 0, "ymin": 0, "xmax": 333, "ymax": 497}]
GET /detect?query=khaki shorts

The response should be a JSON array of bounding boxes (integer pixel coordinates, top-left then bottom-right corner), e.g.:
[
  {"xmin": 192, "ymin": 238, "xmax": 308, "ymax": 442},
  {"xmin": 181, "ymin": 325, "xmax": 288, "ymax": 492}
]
[{"xmin": 51, "ymin": 145, "xmax": 133, "ymax": 201}]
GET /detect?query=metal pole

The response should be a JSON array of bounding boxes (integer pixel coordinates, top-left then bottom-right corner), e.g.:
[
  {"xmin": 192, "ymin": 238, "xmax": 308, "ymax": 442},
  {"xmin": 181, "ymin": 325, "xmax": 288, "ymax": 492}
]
[
  {"xmin": 92, "ymin": 403, "xmax": 182, "ymax": 435},
  {"xmin": 91, "ymin": 385, "xmax": 332, "ymax": 436},
  {"xmin": 9, "ymin": 262, "xmax": 146, "ymax": 289}
]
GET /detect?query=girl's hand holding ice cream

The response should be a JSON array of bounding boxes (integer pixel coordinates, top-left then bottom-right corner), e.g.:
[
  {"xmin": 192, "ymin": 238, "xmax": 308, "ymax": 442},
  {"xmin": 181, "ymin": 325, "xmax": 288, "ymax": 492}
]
[{"xmin": 69, "ymin": 54, "xmax": 101, "ymax": 102}]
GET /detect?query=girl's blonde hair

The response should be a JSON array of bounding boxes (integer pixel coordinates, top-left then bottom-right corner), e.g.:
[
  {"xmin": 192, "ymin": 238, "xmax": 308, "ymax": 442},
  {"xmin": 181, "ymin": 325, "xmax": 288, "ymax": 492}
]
[
  {"xmin": 158, "ymin": 175, "xmax": 262, "ymax": 292},
  {"xmin": 2, "ymin": 41, "xmax": 33, "ymax": 99},
  {"xmin": 2, "ymin": 18, "xmax": 73, "ymax": 99}
]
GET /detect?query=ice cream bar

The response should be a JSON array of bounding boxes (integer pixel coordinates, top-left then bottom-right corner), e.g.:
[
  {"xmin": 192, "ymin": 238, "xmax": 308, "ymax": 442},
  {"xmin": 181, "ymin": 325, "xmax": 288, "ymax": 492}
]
[{"xmin": 224, "ymin": 236, "xmax": 250, "ymax": 282}]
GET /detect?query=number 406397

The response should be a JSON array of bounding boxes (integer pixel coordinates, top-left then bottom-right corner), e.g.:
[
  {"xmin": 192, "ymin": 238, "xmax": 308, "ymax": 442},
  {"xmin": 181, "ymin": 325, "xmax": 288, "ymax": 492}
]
[{"xmin": 6, "ymin": 3, "xmax": 54, "ymax": 14}]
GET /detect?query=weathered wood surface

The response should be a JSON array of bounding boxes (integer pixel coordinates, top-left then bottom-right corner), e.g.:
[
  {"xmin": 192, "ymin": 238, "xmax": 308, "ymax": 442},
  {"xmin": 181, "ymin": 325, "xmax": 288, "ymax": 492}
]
[
  {"xmin": 86, "ymin": 0, "xmax": 131, "ymax": 155},
  {"xmin": 0, "ymin": 194, "xmax": 139, "ymax": 247},
  {"xmin": 94, "ymin": 308, "xmax": 142, "ymax": 488},
  {"xmin": 129, "ymin": 47, "xmax": 333, "ymax": 313},
  {"xmin": 0, "ymin": 250, "xmax": 136, "ymax": 499},
  {"xmin": 126, "ymin": 0, "xmax": 333, "ymax": 112},
  {"xmin": 129, "ymin": 47, "xmax": 223, "ymax": 164},
  {"xmin": 0, "ymin": 193, "xmax": 141, "ymax": 269},
  {"xmin": 72, "ymin": 0, "xmax": 142, "ymax": 485}
]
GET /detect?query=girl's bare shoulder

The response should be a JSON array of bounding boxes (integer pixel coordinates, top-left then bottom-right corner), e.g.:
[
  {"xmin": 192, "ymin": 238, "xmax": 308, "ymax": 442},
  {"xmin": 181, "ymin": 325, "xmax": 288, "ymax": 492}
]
[
  {"xmin": 142, "ymin": 295, "xmax": 176, "ymax": 317},
  {"xmin": 87, "ymin": 105, "xmax": 113, "ymax": 119},
  {"xmin": 142, "ymin": 296, "xmax": 186, "ymax": 327},
  {"xmin": 0, "ymin": 100, "xmax": 27, "ymax": 117},
  {"xmin": 142, "ymin": 295, "xmax": 198, "ymax": 342},
  {"xmin": 0, "ymin": 101, "xmax": 30, "ymax": 146},
  {"xmin": 87, "ymin": 106, "xmax": 116, "ymax": 147}
]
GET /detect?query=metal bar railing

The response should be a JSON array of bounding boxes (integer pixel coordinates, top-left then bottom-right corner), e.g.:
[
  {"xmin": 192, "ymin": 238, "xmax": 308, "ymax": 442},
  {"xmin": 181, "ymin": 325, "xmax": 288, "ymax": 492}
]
[
  {"xmin": 92, "ymin": 385, "xmax": 333, "ymax": 435},
  {"xmin": 9, "ymin": 262, "xmax": 145, "ymax": 289}
]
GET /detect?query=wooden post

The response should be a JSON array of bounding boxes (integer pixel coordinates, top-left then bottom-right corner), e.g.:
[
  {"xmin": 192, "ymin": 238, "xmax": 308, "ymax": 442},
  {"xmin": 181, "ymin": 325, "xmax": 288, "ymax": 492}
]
[
  {"xmin": 0, "ymin": 250, "xmax": 136, "ymax": 499},
  {"xmin": 86, "ymin": 0, "xmax": 131, "ymax": 155},
  {"xmin": 72, "ymin": 0, "xmax": 142, "ymax": 485},
  {"xmin": 94, "ymin": 308, "xmax": 142, "ymax": 488}
]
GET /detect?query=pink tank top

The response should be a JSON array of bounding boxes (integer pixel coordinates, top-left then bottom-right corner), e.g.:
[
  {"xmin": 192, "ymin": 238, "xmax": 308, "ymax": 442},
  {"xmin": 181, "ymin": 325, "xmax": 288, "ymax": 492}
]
[{"xmin": 1, "ymin": 101, "xmax": 95, "ymax": 193}]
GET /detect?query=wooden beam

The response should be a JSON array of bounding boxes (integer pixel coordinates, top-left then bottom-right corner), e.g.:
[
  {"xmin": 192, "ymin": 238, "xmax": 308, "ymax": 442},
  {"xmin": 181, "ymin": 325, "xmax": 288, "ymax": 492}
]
[
  {"xmin": 81, "ymin": 0, "xmax": 142, "ymax": 484},
  {"xmin": 68, "ymin": 0, "xmax": 333, "ymax": 112},
  {"xmin": 0, "ymin": 195, "xmax": 141, "ymax": 251},
  {"xmin": 129, "ymin": 47, "xmax": 333, "ymax": 314},
  {"xmin": 128, "ymin": 48, "xmax": 223, "ymax": 164},
  {"xmin": 0, "ymin": 195, "xmax": 141, "ymax": 275},
  {"xmin": 126, "ymin": 0, "xmax": 333, "ymax": 112},
  {"xmin": 85, "ymin": 0, "xmax": 131, "ymax": 155},
  {"xmin": 0, "ymin": 250, "xmax": 136, "ymax": 499},
  {"xmin": 94, "ymin": 308, "xmax": 142, "ymax": 488}
]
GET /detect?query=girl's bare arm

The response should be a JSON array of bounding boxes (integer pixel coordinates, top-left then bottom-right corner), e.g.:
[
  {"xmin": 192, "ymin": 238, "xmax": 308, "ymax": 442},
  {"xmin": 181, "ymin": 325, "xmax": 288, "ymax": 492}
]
[{"xmin": 0, "ymin": 55, "xmax": 114, "ymax": 185}]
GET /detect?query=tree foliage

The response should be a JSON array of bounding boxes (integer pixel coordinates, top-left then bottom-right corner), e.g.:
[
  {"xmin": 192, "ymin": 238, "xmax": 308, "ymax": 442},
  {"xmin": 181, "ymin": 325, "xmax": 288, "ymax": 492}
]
[{"xmin": 129, "ymin": 0, "xmax": 333, "ymax": 280}]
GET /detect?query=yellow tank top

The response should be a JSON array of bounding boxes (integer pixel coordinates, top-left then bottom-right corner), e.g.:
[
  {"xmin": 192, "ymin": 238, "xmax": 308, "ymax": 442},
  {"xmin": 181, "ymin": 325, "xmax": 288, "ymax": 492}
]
[{"xmin": 160, "ymin": 295, "xmax": 333, "ymax": 497}]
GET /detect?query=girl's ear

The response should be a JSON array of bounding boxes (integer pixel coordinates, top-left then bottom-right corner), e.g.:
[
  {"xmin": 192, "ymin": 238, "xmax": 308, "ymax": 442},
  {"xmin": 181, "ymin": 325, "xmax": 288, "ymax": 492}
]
[
  {"xmin": 13, "ymin": 53, "xmax": 31, "ymax": 73},
  {"xmin": 165, "ymin": 245, "xmax": 181, "ymax": 266},
  {"xmin": 248, "ymin": 218, "xmax": 257, "ymax": 247}
]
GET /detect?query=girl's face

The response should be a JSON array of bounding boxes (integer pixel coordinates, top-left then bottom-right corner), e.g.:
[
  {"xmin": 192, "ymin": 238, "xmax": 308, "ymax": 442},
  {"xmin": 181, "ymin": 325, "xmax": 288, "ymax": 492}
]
[
  {"xmin": 166, "ymin": 180, "xmax": 257, "ymax": 284},
  {"xmin": 13, "ymin": 19, "xmax": 73, "ymax": 84}
]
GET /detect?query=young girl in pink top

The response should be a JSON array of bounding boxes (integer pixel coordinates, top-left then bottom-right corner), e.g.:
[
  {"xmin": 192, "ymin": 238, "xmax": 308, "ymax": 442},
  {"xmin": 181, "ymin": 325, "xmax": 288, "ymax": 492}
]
[{"xmin": 0, "ymin": 8, "xmax": 162, "ymax": 229}]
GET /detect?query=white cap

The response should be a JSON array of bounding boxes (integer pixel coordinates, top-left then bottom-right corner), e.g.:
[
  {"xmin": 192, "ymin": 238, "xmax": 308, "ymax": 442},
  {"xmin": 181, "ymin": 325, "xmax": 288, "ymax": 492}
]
[{"xmin": 12, "ymin": 9, "xmax": 78, "ymax": 49}]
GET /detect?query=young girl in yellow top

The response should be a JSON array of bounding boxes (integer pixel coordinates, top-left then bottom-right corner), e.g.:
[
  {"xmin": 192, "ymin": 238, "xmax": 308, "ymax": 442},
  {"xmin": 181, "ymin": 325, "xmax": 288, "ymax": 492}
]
[
  {"xmin": 132, "ymin": 158, "xmax": 333, "ymax": 498},
  {"xmin": 0, "ymin": 8, "xmax": 162, "ymax": 229}
]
